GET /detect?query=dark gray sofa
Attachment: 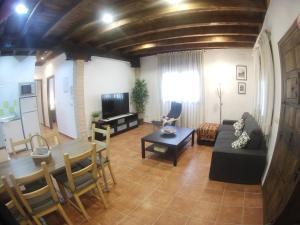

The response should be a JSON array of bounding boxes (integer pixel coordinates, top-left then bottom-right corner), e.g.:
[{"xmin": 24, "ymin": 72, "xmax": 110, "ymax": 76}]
[{"xmin": 209, "ymin": 112, "xmax": 267, "ymax": 184}]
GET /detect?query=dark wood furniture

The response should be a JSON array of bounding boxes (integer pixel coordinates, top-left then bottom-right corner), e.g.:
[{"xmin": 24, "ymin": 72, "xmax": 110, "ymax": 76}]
[
  {"xmin": 263, "ymin": 19, "xmax": 300, "ymax": 225},
  {"xmin": 141, "ymin": 127, "xmax": 194, "ymax": 166},
  {"xmin": 0, "ymin": 140, "xmax": 99, "ymax": 186},
  {"xmin": 95, "ymin": 113, "xmax": 138, "ymax": 141}
]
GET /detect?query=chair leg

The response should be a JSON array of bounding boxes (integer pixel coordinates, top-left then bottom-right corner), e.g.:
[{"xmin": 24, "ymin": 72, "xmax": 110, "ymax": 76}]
[
  {"xmin": 100, "ymin": 165, "xmax": 109, "ymax": 191},
  {"xmin": 107, "ymin": 162, "xmax": 117, "ymax": 184},
  {"xmin": 73, "ymin": 194, "xmax": 90, "ymax": 220},
  {"xmin": 57, "ymin": 204, "xmax": 73, "ymax": 225},
  {"xmin": 58, "ymin": 183, "xmax": 68, "ymax": 202},
  {"xmin": 96, "ymin": 181, "xmax": 108, "ymax": 208},
  {"xmin": 32, "ymin": 216, "xmax": 42, "ymax": 225}
]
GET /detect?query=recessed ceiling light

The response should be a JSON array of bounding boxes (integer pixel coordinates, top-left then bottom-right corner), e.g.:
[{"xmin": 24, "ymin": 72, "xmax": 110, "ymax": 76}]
[
  {"xmin": 167, "ymin": 0, "xmax": 182, "ymax": 5},
  {"xmin": 41, "ymin": 57, "xmax": 45, "ymax": 60},
  {"xmin": 101, "ymin": 13, "xmax": 114, "ymax": 24},
  {"xmin": 140, "ymin": 43, "xmax": 156, "ymax": 49},
  {"xmin": 15, "ymin": 3, "xmax": 29, "ymax": 15}
]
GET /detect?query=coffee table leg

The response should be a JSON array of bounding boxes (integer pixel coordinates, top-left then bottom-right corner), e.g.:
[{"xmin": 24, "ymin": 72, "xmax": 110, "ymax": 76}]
[
  {"xmin": 141, "ymin": 139, "xmax": 145, "ymax": 159},
  {"xmin": 173, "ymin": 149, "xmax": 178, "ymax": 166},
  {"xmin": 191, "ymin": 130, "xmax": 195, "ymax": 146}
]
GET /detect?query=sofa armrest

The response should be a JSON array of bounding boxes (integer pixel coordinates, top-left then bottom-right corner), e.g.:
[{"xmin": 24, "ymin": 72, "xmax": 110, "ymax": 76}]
[{"xmin": 222, "ymin": 120, "xmax": 237, "ymax": 125}]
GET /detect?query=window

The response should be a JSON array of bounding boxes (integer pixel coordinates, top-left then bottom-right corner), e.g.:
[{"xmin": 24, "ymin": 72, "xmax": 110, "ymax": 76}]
[{"xmin": 161, "ymin": 71, "xmax": 200, "ymax": 103}]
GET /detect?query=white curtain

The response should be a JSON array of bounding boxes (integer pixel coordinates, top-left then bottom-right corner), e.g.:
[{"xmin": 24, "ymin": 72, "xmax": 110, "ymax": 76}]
[
  {"xmin": 158, "ymin": 51, "xmax": 205, "ymax": 128},
  {"xmin": 254, "ymin": 31, "xmax": 275, "ymax": 138}
]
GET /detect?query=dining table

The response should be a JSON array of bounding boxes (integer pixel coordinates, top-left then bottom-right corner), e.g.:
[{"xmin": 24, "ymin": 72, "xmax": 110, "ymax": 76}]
[{"xmin": 0, "ymin": 140, "xmax": 106, "ymax": 187}]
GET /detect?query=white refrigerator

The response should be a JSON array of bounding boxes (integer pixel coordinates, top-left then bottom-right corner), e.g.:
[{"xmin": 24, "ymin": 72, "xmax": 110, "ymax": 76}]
[{"xmin": 20, "ymin": 96, "xmax": 41, "ymax": 138}]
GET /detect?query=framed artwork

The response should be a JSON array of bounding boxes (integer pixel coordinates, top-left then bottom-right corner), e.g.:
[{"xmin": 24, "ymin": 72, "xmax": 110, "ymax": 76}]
[
  {"xmin": 236, "ymin": 65, "xmax": 247, "ymax": 80},
  {"xmin": 238, "ymin": 82, "xmax": 246, "ymax": 95}
]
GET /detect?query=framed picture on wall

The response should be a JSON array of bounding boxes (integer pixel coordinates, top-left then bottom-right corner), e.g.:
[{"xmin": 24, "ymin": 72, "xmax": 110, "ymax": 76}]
[
  {"xmin": 236, "ymin": 65, "xmax": 247, "ymax": 80},
  {"xmin": 238, "ymin": 82, "xmax": 246, "ymax": 95}
]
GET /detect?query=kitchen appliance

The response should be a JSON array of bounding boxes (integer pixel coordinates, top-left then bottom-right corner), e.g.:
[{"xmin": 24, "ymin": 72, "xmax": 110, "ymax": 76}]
[
  {"xmin": 19, "ymin": 96, "xmax": 41, "ymax": 139},
  {"xmin": 19, "ymin": 82, "xmax": 36, "ymax": 97}
]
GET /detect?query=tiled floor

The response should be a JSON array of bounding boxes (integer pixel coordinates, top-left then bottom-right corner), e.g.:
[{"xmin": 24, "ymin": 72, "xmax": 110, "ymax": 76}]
[{"xmin": 44, "ymin": 124, "xmax": 263, "ymax": 225}]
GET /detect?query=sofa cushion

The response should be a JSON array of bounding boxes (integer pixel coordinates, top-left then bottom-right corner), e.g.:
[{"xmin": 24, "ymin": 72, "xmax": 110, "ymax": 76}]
[
  {"xmin": 218, "ymin": 124, "xmax": 235, "ymax": 133},
  {"xmin": 232, "ymin": 131, "xmax": 250, "ymax": 149},
  {"xmin": 243, "ymin": 114, "xmax": 263, "ymax": 149}
]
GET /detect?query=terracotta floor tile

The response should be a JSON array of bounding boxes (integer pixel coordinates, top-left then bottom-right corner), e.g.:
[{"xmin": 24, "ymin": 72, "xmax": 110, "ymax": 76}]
[
  {"xmin": 244, "ymin": 192, "xmax": 263, "ymax": 208},
  {"xmin": 167, "ymin": 196, "xmax": 198, "ymax": 216},
  {"xmin": 243, "ymin": 207, "xmax": 263, "ymax": 224},
  {"xmin": 197, "ymin": 188, "xmax": 223, "ymax": 203},
  {"xmin": 189, "ymin": 200, "xmax": 219, "ymax": 222},
  {"xmin": 144, "ymin": 189, "xmax": 174, "ymax": 208},
  {"xmin": 224, "ymin": 183, "xmax": 245, "ymax": 192},
  {"xmin": 216, "ymin": 206, "xmax": 243, "ymax": 224},
  {"xmin": 244, "ymin": 185, "xmax": 262, "ymax": 193},
  {"xmin": 222, "ymin": 191, "xmax": 244, "ymax": 207},
  {"xmin": 187, "ymin": 217, "xmax": 215, "ymax": 225},
  {"xmin": 154, "ymin": 210, "xmax": 189, "ymax": 225}
]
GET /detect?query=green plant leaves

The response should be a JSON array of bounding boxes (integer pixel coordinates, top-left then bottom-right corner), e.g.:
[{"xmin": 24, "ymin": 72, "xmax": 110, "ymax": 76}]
[{"xmin": 131, "ymin": 79, "xmax": 149, "ymax": 114}]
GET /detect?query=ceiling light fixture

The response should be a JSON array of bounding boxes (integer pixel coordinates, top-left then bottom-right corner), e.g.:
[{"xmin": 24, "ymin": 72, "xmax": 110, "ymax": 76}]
[
  {"xmin": 15, "ymin": 3, "xmax": 29, "ymax": 15},
  {"xmin": 101, "ymin": 13, "xmax": 114, "ymax": 24},
  {"xmin": 167, "ymin": 0, "xmax": 182, "ymax": 5},
  {"xmin": 41, "ymin": 57, "xmax": 45, "ymax": 60}
]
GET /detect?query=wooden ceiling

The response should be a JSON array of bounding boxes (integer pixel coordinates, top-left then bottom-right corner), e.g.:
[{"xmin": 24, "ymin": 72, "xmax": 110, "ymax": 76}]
[{"xmin": 0, "ymin": 0, "xmax": 267, "ymax": 64}]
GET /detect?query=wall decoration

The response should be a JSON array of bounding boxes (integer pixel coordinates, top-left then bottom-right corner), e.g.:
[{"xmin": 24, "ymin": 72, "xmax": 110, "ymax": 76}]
[
  {"xmin": 236, "ymin": 65, "xmax": 247, "ymax": 80},
  {"xmin": 238, "ymin": 82, "xmax": 246, "ymax": 95}
]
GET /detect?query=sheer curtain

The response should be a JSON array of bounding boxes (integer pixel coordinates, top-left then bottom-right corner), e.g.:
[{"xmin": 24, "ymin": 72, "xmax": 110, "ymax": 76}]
[
  {"xmin": 158, "ymin": 51, "xmax": 205, "ymax": 128},
  {"xmin": 254, "ymin": 30, "xmax": 275, "ymax": 138}
]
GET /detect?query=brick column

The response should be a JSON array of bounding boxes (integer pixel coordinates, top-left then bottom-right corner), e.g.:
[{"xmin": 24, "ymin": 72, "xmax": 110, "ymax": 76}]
[{"xmin": 73, "ymin": 60, "xmax": 88, "ymax": 140}]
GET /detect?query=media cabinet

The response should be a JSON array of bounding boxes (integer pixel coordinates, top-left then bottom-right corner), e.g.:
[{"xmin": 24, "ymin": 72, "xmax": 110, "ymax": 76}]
[{"xmin": 94, "ymin": 113, "xmax": 138, "ymax": 141}]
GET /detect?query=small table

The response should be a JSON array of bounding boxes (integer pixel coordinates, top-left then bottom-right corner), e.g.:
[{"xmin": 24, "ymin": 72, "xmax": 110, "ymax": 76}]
[{"xmin": 141, "ymin": 127, "xmax": 194, "ymax": 166}]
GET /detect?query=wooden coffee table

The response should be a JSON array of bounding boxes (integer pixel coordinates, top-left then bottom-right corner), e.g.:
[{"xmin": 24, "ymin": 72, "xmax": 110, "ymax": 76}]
[{"xmin": 141, "ymin": 126, "xmax": 194, "ymax": 166}]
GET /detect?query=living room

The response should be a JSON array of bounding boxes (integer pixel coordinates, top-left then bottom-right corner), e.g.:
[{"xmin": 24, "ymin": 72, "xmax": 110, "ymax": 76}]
[{"xmin": 0, "ymin": 0, "xmax": 299, "ymax": 225}]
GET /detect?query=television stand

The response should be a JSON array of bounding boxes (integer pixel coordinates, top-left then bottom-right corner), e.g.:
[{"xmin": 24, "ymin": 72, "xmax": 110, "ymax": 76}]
[{"xmin": 95, "ymin": 113, "xmax": 138, "ymax": 141}]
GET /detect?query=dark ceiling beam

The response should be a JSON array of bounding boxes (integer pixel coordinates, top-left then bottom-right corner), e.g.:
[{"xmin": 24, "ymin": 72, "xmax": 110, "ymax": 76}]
[
  {"xmin": 90, "ymin": 11, "xmax": 263, "ymax": 48},
  {"xmin": 130, "ymin": 42, "xmax": 254, "ymax": 57},
  {"xmin": 104, "ymin": 25, "xmax": 259, "ymax": 51},
  {"xmin": 73, "ymin": 0, "xmax": 266, "ymax": 44},
  {"xmin": 120, "ymin": 35, "xmax": 257, "ymax": 54},
  {"xmin": 41, "ymin": 0, "xmax": 83, "ymax": 39},
  {"xmin": 21, "ymin": 0, "xmax": 43, "ymax": 37}
]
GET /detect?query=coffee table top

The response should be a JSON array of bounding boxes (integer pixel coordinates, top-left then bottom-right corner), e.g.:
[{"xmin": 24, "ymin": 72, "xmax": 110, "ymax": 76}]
[{"xmin": 142, "ymin": 126, "xmax": 194, "ymax": 147}]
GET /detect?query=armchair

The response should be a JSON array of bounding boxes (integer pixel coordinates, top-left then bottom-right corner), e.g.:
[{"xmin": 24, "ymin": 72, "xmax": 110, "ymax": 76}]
[{"xmin": 152, "ymin": 102, "xmax": 182, "ymax": 128}]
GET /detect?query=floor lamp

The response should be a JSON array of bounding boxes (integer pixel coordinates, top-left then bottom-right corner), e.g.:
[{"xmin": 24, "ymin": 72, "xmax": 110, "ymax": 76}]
[{"xmin": 217, "ymin": 83, "xmax": 223, "ymax": 124}]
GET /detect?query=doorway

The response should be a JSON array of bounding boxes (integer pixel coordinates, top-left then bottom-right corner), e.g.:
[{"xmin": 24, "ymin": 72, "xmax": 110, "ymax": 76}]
[{"xmin": 47, "ymin": 76, "xmax": 56, "ymax": 129}]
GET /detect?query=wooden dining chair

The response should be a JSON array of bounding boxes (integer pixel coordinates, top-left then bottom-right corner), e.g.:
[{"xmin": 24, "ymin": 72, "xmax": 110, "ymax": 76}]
[
  {"xmin": 10, "ymin": 162, "xmax": 73, "ymax": 225},
  {"xmin": 10, "ymin": 134, "xmax": 33, "ymax": 156},
  {"xmin": 54, "ymin": 143, "xmax": 108, "ymax": 220},
  {"xmin": 0, "ymin": 176, "xmax": 33, "ymax": 225},
  {"xmin": 91, "ymin": 124, "xmax": 117, "ymax": 187}
]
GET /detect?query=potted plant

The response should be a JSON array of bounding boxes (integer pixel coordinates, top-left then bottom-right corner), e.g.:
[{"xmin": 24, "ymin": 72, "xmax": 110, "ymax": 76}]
[
  {"xmin": 131, "ymin": 79, "xmax": 149, "ymax": 124},
  {"xmin": 91, "ymin": 112, "xmax": 100, "ymax": 122}
]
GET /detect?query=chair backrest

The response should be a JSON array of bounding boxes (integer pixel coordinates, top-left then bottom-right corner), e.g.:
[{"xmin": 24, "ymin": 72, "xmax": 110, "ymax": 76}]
[
  {"xmin": 10, "ymin": 162, "xmax": 58, "ymax": 214},
  {"xmin": 167, "ymin": 102, "xmax": 182, "ymax": 119},
  {"xmin": 64, "ymin": 143, "xmax": 97, "ymax": 192},
  {"xmin": 0, "ymin": 176, "xmax": 28, "ymax": 219},
  {"xmin": 91, "ymin": 124, "xmax": 111, "ymax": 158},
  {"xmin": 10, "ymin": 134, "xmax": 33, "ymax": 155}
]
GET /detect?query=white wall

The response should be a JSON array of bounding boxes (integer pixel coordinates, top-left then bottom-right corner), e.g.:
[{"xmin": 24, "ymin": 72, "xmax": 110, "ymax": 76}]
[
  {"xmin": 0, "ymin": 56, "xmax": 36, "ymax": 116},
  {"xmin": 34, "ymin": 54, "xmax": 78, "ymax": 139},
  {"xmin": 260, "ymin": 1, "xmax": 300, "ymax": 182},
  {"xmin": 204, "ymin": 49, "xmax": 256, "ymax": 123},
  {"xmin": 140, "ymin": 49, "xmax": 256, "ymax": 123},
  {"xmin": 83, "ymin": 57, "xmax": 135, "ymax": 130}
]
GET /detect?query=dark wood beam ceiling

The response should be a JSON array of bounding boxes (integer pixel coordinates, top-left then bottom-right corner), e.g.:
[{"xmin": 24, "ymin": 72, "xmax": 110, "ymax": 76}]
[{"xmin": 0, "ymin": 0, "xmax": 267, "ymax": 63}]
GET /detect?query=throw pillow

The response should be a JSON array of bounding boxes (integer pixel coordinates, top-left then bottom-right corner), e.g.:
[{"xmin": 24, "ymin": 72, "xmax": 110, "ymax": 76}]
[
  {"xmin": 232, "ymin": 131, "xmax": 251, "ymax": 149},
  {"xmin": 233, "ymin": 119, "xmax": 244, "ymax": 130},
  {"xmin": 234, "ymin": 129, "xmax": 242, "ymax": 137}
]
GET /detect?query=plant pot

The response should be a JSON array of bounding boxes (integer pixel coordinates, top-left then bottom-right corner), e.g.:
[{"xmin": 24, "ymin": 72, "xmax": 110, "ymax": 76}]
[
  {"xmin": 93, "ymin": 117, "xmax": 100, "ymax": 122},
  {"xmin": 138, "ymin": 118, "xmax": 144, "ymax": 125}
]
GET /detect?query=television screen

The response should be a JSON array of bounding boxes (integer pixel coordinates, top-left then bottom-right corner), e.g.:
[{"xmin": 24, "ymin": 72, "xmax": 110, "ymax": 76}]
[{"xmin": 101, "ymin": 93, "xmax": 129, "ymax": 119}]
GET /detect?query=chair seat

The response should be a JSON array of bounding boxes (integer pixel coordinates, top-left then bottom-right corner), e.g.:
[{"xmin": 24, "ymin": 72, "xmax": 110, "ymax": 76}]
[
  {"xmin": 28, "ymin": 192, "xmax": 57, "ymax": 213},
  {"xmin": 94, "ymin": 141, "xmax": 107, "ymax": 152},
  {"xmin": 54, "ymin": 165, "xmax": 95, "ymax": 192}
]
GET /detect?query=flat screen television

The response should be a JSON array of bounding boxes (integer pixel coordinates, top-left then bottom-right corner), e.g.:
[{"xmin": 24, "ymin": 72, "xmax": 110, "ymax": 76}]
[{"xmin": 101, "ymin": 92, "xmax": 129, "ymax": 119}]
